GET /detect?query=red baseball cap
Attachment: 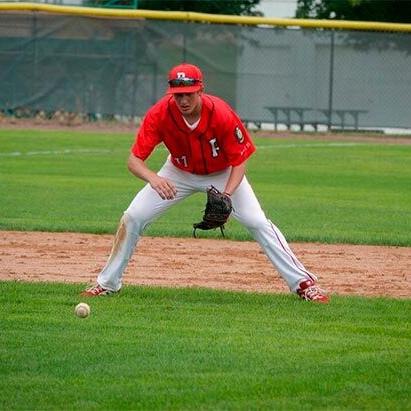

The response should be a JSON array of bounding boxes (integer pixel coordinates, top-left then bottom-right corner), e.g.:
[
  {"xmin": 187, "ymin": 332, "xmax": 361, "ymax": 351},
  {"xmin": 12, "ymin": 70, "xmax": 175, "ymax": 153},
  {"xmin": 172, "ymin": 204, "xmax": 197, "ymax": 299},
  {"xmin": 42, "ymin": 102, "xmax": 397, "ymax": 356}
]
[{"xmin": 167, "ymin": 63, "xmax": 203, "ymax": 94}]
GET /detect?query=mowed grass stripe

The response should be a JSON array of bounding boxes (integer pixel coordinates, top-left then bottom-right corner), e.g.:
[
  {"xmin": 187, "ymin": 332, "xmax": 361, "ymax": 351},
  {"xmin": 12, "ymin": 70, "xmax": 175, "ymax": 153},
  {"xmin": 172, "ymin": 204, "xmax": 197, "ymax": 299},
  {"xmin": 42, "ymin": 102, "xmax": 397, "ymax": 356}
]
[{"xmin": 0, "ymin": 281, "xmax": 410, "ymax": 410}]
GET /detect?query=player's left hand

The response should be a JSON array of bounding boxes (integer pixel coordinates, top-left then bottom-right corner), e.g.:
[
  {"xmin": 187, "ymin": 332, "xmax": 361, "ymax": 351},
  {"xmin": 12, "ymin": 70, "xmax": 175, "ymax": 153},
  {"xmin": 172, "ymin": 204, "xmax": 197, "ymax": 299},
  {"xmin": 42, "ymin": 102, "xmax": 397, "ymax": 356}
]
[{"xmin": 193, "ymin": 186, "xmax": 232, "ymax": 236}]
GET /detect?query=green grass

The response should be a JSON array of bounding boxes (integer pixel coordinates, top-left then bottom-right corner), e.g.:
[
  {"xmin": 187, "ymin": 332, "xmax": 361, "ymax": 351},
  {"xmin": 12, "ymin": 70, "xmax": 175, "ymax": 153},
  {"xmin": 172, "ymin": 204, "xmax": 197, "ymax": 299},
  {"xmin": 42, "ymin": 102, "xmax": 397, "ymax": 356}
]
[
  {"xmin": 1, "ymin": 129, "xmax": 410, "ymax": 409},
  {"xmin": 1, "ymin": 129, "xmax": 410, "ymax": 245},
  {"xmin": 0, "ymin": 281, "xmax": 410, "ymax": 410}
]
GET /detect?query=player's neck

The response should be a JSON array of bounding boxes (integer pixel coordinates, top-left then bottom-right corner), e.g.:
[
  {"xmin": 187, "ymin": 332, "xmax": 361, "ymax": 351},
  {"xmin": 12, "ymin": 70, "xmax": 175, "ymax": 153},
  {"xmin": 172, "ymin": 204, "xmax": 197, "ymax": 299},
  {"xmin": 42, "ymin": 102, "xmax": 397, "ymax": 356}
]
[
  {"xmin": 182, "ymin": 100, "xmax": 202, "ymax": 125},
  {"xmin": 182, "ymin": 115, "xmax": 200, "ymax": 130}
]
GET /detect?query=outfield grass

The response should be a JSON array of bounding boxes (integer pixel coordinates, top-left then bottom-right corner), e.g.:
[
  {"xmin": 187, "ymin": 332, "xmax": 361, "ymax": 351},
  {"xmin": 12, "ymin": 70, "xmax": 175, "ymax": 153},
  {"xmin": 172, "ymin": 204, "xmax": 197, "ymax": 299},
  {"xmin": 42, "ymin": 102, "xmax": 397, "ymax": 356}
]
[
  {"xmin": 1, "ymin": 129, "xmax": 410, "ymax": 245},
  {"xmin": 0, "ymin": 281, "xmax": 410, "ymax": 410}
]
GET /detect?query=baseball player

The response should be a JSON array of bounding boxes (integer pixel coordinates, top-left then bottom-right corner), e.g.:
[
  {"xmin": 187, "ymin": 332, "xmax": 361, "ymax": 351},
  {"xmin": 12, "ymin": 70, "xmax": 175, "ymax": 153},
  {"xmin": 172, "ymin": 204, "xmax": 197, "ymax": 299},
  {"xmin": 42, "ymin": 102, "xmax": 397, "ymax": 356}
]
[{"xmin": 82, "ymin": 63, "xmax": 329, "ymax": 303}]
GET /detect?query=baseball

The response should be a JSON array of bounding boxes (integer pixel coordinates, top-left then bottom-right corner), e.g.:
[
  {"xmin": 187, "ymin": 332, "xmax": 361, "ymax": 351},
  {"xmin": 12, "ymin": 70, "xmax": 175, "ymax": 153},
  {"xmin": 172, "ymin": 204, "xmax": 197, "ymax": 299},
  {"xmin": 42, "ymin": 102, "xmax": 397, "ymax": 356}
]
[{"xmin": 74, "ymin": 302, "xmax": 90, "ymax": 318}]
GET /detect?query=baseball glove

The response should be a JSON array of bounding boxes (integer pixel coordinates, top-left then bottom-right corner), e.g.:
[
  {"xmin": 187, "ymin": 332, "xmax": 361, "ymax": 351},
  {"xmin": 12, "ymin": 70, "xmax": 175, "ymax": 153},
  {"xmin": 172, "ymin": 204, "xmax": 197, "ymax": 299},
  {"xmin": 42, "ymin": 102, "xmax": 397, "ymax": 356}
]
[{"xmin": 193, "ymin": 186, "xmax": 233, "ymax": 237}]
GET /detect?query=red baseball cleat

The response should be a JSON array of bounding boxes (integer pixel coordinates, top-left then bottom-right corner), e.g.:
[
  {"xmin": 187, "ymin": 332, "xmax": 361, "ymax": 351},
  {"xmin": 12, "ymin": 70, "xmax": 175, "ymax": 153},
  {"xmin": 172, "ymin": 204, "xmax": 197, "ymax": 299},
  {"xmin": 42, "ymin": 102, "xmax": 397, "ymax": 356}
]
[
  {"xmin": 297, "ymin": 279, "xmax": 329, "ymax": 303},
  {"xmin": 81, "ymin": 284, "xmax": 117, "ymax": 297}
]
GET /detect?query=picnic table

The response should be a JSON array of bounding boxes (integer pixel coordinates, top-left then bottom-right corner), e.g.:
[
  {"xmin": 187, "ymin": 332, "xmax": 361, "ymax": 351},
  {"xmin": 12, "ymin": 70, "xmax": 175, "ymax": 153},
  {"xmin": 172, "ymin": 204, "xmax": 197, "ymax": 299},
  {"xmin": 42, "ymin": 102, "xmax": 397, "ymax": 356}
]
[{"xmin": 264, "ymin": 106, "xmax": 368, "ymax": 130}]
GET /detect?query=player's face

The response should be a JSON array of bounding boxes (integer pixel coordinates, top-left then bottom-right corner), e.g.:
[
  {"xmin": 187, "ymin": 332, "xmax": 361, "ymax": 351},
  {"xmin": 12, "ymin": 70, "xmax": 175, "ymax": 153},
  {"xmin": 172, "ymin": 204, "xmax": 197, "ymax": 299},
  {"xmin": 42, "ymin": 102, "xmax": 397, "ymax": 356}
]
[{"xmin": 173, "ymin": 91, "xmax": 202, "ymax": 117}]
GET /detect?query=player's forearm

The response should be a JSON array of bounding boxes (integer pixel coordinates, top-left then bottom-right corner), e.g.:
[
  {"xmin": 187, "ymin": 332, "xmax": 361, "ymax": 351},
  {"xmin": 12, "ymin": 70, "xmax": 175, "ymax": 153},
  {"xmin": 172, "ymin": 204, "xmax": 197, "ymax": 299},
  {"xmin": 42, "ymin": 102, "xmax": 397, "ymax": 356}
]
[
  {"xmin": 127, "ymin": 154, "xmax": 177, "ymax": 200},
  {"xmin": 127, "ymin": 154, "xmax": 157, "ymax": 183},
  {"xmin": 224, "ymin": 161, "xmax": 247, "ymax": 196}
]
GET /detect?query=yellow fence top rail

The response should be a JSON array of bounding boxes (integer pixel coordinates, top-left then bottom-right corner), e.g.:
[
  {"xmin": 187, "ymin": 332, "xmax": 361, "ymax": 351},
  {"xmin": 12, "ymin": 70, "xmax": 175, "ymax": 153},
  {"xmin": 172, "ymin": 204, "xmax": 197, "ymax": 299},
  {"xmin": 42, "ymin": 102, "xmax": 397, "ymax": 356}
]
[{"xmin": 1, "ymin": 2, "xmax": 411, "ymax": 33}]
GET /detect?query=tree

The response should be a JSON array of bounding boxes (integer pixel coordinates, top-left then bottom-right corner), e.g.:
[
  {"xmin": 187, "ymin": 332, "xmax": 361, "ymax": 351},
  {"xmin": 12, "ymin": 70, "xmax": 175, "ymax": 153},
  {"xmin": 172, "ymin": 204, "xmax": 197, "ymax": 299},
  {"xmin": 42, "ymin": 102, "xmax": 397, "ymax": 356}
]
[
  {"xmin": 87, "ymin": 0, "xmax": 261, "ymax": 16},
  {"xmin": 296, "ymin": 0, "xmax": 411, "ymax": 23}
]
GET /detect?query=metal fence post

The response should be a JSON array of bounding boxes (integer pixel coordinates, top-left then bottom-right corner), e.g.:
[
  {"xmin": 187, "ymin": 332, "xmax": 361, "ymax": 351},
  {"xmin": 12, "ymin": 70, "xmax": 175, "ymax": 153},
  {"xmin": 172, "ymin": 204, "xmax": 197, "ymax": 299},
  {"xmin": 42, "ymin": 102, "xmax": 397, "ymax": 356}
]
[{"xmin": 327, "ymin": 30, "xmax": 335, "ymax": 130}]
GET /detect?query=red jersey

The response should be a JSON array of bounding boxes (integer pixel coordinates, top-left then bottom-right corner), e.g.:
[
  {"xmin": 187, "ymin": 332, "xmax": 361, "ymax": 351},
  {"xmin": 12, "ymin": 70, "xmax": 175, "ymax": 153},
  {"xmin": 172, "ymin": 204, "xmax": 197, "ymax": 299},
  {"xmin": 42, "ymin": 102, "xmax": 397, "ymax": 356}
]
[{"xmin": 131, "ymin": 94, "xmax": 256, "ymax": 175}]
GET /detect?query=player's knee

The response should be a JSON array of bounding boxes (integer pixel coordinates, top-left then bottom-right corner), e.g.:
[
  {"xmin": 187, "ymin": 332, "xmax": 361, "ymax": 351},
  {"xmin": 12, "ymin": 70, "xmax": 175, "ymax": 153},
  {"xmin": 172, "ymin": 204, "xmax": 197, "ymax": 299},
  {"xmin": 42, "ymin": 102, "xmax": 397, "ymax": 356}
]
[
  {"xmin": 122, "ymin": 211, "xmax": 146, "ymax": 234},
  {"xmin": 238, "ymin": 213, "xmax": 267, "ymax": 230},
  {"xmin": 124, "ymin": 204, "xmax": 151, "ymax": 223}
]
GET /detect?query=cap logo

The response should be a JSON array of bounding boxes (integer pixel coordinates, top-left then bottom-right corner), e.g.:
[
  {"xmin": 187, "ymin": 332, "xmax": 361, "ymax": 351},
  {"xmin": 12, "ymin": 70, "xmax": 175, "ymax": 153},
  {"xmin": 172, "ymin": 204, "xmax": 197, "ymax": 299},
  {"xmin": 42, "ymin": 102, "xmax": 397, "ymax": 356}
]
[{"xmin": 177, "ymin": 72, "xmax": 186, "ymax": 79}]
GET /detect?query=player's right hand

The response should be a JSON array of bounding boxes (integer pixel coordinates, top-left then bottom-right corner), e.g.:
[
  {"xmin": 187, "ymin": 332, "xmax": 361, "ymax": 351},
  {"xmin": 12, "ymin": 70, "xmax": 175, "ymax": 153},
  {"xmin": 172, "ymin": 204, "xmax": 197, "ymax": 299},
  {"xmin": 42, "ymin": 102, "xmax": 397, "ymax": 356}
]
[{"xmin": 149, "ymin": 175, "xmax": 177, "ymax": 200}]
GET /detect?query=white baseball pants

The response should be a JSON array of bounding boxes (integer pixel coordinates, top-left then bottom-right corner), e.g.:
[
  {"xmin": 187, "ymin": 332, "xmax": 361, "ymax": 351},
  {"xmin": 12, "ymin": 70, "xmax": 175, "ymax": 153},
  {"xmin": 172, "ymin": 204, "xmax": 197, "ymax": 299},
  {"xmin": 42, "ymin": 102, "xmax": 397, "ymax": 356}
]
[{"xmin": 97, "ymin": 157, "xmax": 317, "ymax": 293}]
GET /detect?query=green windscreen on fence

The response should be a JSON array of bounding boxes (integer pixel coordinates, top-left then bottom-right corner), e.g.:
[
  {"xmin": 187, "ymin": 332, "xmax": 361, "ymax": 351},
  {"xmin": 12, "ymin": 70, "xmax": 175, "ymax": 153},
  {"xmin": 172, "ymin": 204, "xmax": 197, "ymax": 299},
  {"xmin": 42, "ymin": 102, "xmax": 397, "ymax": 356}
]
[{"xmin": 0, "ymin": 12, "xmax": 410, "ymax": 129}]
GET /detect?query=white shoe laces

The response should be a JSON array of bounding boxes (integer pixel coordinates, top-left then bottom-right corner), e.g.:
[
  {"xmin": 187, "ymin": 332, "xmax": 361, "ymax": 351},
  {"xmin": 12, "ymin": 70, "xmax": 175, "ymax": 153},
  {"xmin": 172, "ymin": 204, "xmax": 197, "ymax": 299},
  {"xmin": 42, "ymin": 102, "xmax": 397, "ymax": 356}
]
[{"xmin": 301, "ymin": 284, "xmax": 325, "ymax": 301}]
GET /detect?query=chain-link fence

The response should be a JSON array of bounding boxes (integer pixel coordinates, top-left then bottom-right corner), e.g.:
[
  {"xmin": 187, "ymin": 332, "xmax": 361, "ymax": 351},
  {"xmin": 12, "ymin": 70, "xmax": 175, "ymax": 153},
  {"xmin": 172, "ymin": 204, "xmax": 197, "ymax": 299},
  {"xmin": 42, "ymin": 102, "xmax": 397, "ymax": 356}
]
[{"xmin": 1, "ymin": 11, "xmax": 410, "ymax": 130}]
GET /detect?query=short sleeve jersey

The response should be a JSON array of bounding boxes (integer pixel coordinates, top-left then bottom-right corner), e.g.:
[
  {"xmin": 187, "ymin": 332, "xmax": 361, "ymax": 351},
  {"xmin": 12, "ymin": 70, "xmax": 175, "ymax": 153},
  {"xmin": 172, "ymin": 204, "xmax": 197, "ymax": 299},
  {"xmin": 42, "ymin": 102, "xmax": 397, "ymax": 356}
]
[{"xmin": 131, "ymin": 94, "xmax": 256, "ymax": 175}]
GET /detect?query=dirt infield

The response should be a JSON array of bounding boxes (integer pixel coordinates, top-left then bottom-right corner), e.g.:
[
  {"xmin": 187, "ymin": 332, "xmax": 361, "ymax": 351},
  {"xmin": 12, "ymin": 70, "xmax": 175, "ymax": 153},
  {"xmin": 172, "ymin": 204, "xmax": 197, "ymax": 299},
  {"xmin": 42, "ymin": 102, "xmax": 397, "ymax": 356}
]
[{"xmin": 1, "ymin": 230, "xmax": 409, "ymax": 299}]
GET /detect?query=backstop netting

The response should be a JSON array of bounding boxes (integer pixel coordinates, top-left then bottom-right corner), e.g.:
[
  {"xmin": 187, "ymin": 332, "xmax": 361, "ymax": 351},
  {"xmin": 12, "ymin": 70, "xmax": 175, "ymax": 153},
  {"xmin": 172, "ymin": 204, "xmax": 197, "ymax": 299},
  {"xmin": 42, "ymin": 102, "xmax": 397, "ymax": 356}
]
[{"xmin": 0, "ymin": 11, "xmax": 410, "ymax": 129}]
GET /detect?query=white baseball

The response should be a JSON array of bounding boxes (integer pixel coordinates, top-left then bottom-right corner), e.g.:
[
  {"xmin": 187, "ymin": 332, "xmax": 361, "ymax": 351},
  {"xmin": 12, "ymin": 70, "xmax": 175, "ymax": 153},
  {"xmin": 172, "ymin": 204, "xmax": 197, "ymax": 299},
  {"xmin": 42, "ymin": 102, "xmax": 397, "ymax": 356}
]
[{"xmin": 75, "ymin": 302, "xmax": 90, "ymax": 318}]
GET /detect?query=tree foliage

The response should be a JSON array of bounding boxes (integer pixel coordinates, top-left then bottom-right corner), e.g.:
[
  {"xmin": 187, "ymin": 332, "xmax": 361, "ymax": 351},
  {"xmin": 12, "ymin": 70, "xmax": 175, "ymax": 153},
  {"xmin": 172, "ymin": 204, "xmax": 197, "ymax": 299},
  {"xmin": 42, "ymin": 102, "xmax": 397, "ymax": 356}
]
[
  {"xmin": 87, "ymin": 0, "xmax": 261, "ymax": 16},
  {"xmin": 296, "ymin": 0, "xmax": 411, "ymax": 23}
]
